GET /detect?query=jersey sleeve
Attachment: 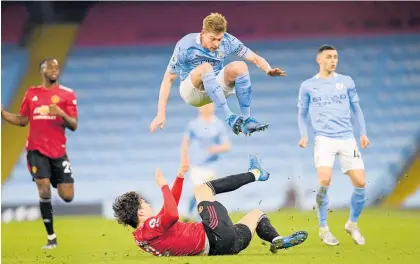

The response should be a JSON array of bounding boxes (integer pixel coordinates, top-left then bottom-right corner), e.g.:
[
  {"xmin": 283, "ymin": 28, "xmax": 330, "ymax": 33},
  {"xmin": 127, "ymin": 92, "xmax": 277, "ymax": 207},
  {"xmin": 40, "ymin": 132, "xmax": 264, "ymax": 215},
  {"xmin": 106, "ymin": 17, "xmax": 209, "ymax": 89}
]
[
  {"xmin": 19, "ymin": 91, "xmax": 30, "ymax": 117},
  {"xmin": 167, "ymin": 42, "xmax": 187, "ymax": 74},
  {"xmin": 224, "ymin": 33, "xmax": 251, "ymax": 58},
  {"xmin": 297, "ymin": 83, "xmax": 310, "ymax": 108},
  {"xmin": 65, "ymin": 92, "xmax": 78, "ymax": 117},
  {"xmin": 347, "ymin": 77, "xmax": 360, "ymax": 103},
  {"xmin": 184, "ymin": 120, "xmax": 195, "ymax": 140}
]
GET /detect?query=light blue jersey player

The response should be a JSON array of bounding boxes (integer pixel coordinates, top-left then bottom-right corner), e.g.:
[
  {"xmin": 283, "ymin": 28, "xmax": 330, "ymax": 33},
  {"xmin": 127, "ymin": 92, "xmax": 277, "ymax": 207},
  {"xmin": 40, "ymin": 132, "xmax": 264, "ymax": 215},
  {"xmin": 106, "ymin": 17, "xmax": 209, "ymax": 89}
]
[
  {"xmin": 297, "ymin": 45, "xmax": 370, "ymax": 246},
  {"xmin": 149, "ymin": 13, "xmax": 286, "ymax": 136},
  {"xmin": 180, "ymin": 103, "xmax": 231, "ymax": 221}
]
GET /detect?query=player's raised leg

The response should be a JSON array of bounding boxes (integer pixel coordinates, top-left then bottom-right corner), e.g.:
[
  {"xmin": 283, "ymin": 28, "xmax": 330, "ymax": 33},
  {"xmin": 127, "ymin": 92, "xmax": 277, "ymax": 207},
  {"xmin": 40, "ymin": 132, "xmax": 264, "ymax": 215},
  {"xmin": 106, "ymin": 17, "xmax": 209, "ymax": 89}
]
[
  {"xmin": 235, "ymin": 209, "xmax": 308, "ymax": 254},
  {"xmin": 194, "ymin": 154, "xmax": 269, "ymax": 203},
  {"xmin": 220, "ymin": 61, "xmax": 269, "ymax": 135},
  {"xmin": 189, "ymin": 63, "xmax": 243, "ymax": 134}
]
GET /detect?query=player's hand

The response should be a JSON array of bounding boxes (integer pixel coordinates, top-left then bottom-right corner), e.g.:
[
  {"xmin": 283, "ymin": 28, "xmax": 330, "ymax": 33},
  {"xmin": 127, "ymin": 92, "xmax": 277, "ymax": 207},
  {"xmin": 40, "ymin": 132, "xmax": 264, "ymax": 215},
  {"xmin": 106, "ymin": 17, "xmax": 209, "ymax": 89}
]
[
  {"xmin": 360, "ymin": 135, "xmax": 370, "ymax": 148},
  {"xmin": 299, "ymin": 137, "xmax": 308, "ymax": 148},
  {"xmin": 155, "ymin": 168, "xmax": 168, "ymax": 188},
  {"xmin": 178, "ymin": 155, "xmax": 189, "ymax": 177},
  {"xmin": 149, "ymin": 114, "xmax": 166, "ymax": 132},
  {"xmin": 49, "ymin": 104, "xmax": 65, "ymax": 117},
  {"xmin": 266, "ymin": 68, "xmax": 287, "ymax": 77}
]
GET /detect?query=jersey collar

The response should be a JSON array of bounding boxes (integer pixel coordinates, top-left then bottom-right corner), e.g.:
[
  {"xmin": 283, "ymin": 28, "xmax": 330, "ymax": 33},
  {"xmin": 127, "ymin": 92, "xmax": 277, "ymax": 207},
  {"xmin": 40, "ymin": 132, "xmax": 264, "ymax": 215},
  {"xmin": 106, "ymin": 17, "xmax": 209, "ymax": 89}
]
[{"xmin": 314, "ymin": 72, "xmax": 337, "ymax": 79}]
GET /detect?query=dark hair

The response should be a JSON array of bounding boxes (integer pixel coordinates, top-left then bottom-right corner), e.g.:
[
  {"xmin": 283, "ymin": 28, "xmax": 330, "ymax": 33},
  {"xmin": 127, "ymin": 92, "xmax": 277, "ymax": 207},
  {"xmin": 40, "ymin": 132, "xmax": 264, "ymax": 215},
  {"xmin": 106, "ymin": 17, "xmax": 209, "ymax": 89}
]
[
  {"xmin": 317, "ymin": 45, "xmax": 336, "ymax": 54},
  {"xmin": 39, "ymin": 57, "xmax": 58, "ymax": 70},
  {"xmin": 112, "ymin": 191, "xmax": 141, "ymax": 229}
]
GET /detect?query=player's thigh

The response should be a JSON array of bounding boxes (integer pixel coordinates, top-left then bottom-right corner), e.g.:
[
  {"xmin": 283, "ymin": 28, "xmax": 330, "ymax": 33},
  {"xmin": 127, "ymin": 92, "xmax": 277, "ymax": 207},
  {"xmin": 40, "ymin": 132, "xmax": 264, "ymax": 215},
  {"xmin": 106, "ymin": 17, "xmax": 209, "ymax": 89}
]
[
  {"xmin": 180, "ymin": 75, "xmax": 212, "ymax": 107},
  {"xmin": 51, "ymin": 154, "xmax": 75, "ymax": 191},
  {"xmin": 194, "ymin": 183, "xmax": 216, "ymax": 204},
  {"xmin": 27, "ymin": 150, "xmax": 52, "ymax": 196},
  {"xmin": 190, "ymin": 166, "xmax": 216, "ymax": 187},
  {"xmin": 236, "ymin": 208, "xmax": 264, "ymax": 235},
  {"xmin": 338, "ymin": 138, "xmax": 365, "ymax": 179},
  {"xmin": 314, "ymin": 137, "xmax": 337, "ymax": 185},
  {"xmin": 216, "ymin": 67, "xmax": 235, "ymax": 98}
]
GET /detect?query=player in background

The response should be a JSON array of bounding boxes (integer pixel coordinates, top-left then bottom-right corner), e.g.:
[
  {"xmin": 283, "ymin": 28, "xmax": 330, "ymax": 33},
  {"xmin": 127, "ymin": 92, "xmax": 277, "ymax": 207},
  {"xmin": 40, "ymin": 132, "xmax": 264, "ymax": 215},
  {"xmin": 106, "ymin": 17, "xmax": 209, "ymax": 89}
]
[
  {"xmin": 149, "ymin": 13, "xmax": 286, "ymax": 136},
  {"xmin": 113, "ymin": 154, "xmax": 308, "ymax": 256},
  {"xmin": 181, "ymin": 103, "xmax": 231, "ymax": 221},
  {"xmin": 1, "ymin": 58, "xmax": 78, "ymax": 249},
  {"xmin": 297, "ymin": 45, "xmax": 370, "ymax": 246}
]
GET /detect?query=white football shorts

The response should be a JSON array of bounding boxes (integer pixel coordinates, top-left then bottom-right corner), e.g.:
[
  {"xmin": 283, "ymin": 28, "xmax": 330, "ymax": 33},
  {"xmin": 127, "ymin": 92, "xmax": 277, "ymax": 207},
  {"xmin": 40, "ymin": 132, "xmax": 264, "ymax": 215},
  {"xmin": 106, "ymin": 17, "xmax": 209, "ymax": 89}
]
[
  {"xmin": 179, "ymin": 67, "xmax": 235, "ymax": 107},
  {"xmin": 314, "ymin": 136, "xmax": 365, "ymax": 174}
]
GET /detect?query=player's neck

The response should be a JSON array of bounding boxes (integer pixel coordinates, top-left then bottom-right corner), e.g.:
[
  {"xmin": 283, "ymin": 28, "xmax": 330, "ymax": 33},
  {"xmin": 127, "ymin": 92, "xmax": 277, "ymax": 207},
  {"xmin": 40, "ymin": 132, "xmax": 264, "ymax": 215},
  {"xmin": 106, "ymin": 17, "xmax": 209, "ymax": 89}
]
[
  {"xmin": 317, "ymin": 70, "xmax": 335, "ymax": 79},
  {"xmin": 201, "ymin": 115, "xmax": 213, "ymax": 122},
  {"xmin": 43, "ymin": 81, "xmax": 59, "ymax": 89}
]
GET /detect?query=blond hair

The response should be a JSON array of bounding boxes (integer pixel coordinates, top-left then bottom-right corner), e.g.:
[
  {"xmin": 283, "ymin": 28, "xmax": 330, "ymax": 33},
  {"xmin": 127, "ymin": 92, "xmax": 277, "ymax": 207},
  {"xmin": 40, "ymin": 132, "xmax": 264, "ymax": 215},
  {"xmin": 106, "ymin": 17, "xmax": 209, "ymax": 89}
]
[{"xmin": 202, "ymin": 13, "xmax": 227, "ymax": 34}]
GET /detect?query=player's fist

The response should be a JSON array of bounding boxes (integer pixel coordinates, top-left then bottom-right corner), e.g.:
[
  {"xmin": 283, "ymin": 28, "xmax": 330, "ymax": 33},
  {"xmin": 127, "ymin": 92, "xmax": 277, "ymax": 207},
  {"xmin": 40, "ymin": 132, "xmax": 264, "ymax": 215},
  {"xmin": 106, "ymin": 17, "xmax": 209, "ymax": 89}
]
[
  {"xmin": 266, "ymin": 68, "xmax": 287, "ymax": 77},
  {"xmin": 360, "ymin": 135, "xmax": 370, "ymax": 148},
  {"xmin": 299, "ymin": 137, "xmax": 308, "ymax": 148},
  {"xmin": 155, "ymin": 168, "xmax": 167, "ymax": 188},
  {"xmin": 49, "ymin": 104, "xmax": 64, "ymax": 116},
  {"xmin": 149, "ymin": 114, "xmax": 166, "ymax": 132},
  {"xmin": 178, "ymin": 155, "xmax": 190, "ymax": 177}
]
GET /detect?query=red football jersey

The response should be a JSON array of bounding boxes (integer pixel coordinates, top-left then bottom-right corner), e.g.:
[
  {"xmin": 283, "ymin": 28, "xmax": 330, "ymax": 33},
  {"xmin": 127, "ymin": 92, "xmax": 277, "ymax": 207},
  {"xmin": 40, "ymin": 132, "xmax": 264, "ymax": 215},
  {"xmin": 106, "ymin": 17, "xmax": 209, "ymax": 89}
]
[
  {"xmin": 133, "ymin": 217, "xmax": 207, "ymax": 257},
  {"xmin": 20, "ymin": 85, "xmax": 78, "ymax": 158},
  {"xmin": 132, "ymin": 178, "xmax": 208, "ymax": 257}
]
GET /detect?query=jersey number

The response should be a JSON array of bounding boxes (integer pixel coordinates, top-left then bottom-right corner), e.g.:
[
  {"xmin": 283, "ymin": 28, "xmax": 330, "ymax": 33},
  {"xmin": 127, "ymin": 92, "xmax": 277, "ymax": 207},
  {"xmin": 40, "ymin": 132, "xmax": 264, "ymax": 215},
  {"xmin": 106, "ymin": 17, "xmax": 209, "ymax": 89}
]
[
  {"xmin": 62, "ymin": 161, "xmax": 72, "ymax": 174},
  {"xmin": 149, "ymin": 218, "xmax": 160, "ymax": 228},
  {"xmin": 354, "ymin": 150, "xmax": 361, "ymax": 158}
]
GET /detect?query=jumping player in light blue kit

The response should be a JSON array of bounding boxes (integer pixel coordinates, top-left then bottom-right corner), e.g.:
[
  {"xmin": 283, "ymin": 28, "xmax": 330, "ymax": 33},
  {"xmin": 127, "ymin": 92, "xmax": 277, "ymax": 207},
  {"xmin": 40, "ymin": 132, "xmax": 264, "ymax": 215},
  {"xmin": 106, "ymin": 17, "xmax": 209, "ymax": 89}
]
[
  {"xmin": 297, "ymin": 45, "xmax": 370, "ymax": 246},
  {"xmin": 149, "ymin": 13, "xmax": 286, "ymax": 136}
]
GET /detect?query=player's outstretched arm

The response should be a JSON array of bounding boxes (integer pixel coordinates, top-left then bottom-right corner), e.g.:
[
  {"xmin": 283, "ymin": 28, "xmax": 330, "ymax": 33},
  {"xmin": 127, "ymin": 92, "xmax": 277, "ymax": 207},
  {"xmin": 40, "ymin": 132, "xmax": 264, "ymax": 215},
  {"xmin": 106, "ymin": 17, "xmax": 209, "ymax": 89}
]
[
  {"xmin": 155, "ymin": 168, "xmax": 179, "ymax": 230},
  {"xmin": 1, "ymin": 105, "xmax": 29, "ymax": 127},
  {"xmin": 243, "ymin": 51, "xmax": 286, "ymax": 77},
  {"xmin": 149, "ymin": 70, "xmax": 178, "ymax": 132}
]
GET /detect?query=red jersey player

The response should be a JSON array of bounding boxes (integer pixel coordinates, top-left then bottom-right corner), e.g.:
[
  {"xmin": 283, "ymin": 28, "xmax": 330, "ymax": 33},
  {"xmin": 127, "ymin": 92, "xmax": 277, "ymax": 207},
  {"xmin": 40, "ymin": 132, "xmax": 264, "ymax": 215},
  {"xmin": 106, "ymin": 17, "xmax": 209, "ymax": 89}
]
[
  {"xmin": 113, "ymin": 154, "xmax": 308, "ymax": 256},
  {"xmin": 1, "ymin": 58, "xmax": 78, "ymax": 250}
]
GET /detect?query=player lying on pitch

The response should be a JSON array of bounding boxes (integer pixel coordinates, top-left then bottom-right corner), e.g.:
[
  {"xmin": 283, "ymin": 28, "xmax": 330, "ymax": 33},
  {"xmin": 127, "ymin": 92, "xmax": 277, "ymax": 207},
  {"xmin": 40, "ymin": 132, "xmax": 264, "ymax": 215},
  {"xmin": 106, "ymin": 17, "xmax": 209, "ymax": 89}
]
[
  {"xmin": 149, "ymin": 13, "xmax": 286, "ymax": 136},
  {"xmin": 112, "ymin": 154, "xmax": 308, "ymax": 256}
]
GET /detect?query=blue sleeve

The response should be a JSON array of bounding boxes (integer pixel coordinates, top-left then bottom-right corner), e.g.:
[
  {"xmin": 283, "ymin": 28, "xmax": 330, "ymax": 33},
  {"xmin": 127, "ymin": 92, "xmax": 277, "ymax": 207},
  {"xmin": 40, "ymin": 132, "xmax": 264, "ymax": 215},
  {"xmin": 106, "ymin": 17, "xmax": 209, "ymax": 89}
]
[
  {"xmin": 224, "ymin": 33, "xmax": 251, "ymax": 58},
  {"xmin": 167, "ymin": 42, "xmax": 187, "ymax": 74},
  {"xmin": 351, "ymin": 102, "xmax": 367, "ymax": 136},
  {"xmin": 298, "ymin": 107, "xmax": 309, "ymax": 138},
  {"xmin": 184, "ymin": 121, "xmax": 194, "ymax": 139},
  {"xmin": 297, "ymin": 83, "xmax": 310, "ymax": 108},
  {"xmin": 347, "ymin": 77, "xmax": 360, "ymax": 103},
  {"xmin": 219, "ymin": 120, "xmax": 230, "ymax": 143}
]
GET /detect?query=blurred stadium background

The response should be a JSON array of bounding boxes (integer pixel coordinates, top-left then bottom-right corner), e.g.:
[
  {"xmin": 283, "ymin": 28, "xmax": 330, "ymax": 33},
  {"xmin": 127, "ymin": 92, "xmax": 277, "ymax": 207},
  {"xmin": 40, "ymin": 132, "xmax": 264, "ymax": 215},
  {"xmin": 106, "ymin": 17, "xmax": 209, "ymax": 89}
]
[{"xmin": 2, "ymin": 1, "xmax": 420, "ymax": 224}]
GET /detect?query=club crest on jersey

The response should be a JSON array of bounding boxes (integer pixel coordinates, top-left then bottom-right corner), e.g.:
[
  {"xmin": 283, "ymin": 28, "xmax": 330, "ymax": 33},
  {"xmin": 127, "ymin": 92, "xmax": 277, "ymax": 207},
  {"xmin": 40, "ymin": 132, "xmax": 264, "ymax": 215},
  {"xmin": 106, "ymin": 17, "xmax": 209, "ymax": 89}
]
[
  {"xmin": 336, "ymin": 83, "xmax": 345, "ymax": 90},
  {"xmin": 198, "ymin": 206, "xmax": 204, "ymax": 214},
  {"xmin": 51, "ymin": 95, "xmax": 60, "ymax": 104},
  {"xmin": 216, "ymin": 51, "xmax": 224, "ymax": 59}
]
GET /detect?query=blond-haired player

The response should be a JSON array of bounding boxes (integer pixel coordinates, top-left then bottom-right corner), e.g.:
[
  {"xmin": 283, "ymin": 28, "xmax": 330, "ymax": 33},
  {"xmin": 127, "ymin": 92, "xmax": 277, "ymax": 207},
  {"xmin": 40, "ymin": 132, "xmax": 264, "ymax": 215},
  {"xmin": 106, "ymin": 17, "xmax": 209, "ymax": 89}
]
[{"xmin": 149, "ymin": 13, "xmax": 286, "ymax": 136}]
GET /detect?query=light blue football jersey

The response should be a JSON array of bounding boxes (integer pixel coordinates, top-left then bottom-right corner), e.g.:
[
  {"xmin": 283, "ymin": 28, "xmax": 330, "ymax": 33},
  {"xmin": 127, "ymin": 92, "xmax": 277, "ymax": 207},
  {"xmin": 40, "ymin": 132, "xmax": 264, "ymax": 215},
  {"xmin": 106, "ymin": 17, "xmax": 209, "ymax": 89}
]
[
  {"xmin": 167, "ymin": 33, "xmax": 251, "ymax": 81},
  {"xmin": 297, "ymin": 73, "xmax": 360, "ymax": 139}
]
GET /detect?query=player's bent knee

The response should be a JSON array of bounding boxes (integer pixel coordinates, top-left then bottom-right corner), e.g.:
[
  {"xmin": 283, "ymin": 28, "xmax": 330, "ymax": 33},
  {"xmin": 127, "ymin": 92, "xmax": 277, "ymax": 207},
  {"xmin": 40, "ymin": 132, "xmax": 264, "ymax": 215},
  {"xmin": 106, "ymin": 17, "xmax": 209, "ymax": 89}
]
[
  {"xmin": 227, "ymin": 61, "xmax": 248, "ymax": 75},
  {"xmin": 197, "ymin": 62, "xmax": 213, "ymax": 74},
  {"xmin": 61, "ymin": 196, "xmax": 74, "ymax": 203},
  {"xmin": 249, "ymin": 208, "xmax": 264, "ymax": 218}
]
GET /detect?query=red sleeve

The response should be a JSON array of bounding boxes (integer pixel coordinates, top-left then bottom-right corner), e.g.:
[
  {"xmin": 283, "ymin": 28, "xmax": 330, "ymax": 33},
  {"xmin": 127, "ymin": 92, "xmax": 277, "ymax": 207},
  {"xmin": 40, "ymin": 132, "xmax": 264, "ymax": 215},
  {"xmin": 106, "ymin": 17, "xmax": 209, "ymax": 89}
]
[
  {"xmin": 157, "ymin": 176, "xmax": 184, "ymax": 215},
  {"xmin": 159, "ymin": 185, "xmax": 179, "ymax": 230},
  {"xmin": 65, "ymin": 92, "xmax": 78, "ymax": 117},
  {"xmin": 19, "ymin": 91, "xmax": 30, "ymax": 117}
]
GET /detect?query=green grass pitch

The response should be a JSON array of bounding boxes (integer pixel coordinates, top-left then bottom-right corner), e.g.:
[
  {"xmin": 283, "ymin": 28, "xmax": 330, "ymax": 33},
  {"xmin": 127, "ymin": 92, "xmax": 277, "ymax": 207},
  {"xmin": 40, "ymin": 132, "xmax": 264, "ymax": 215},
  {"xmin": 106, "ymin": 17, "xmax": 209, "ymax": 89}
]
[{"xmin": 2, "ymin": 209, "xmax": 420, "ymax": 264}]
